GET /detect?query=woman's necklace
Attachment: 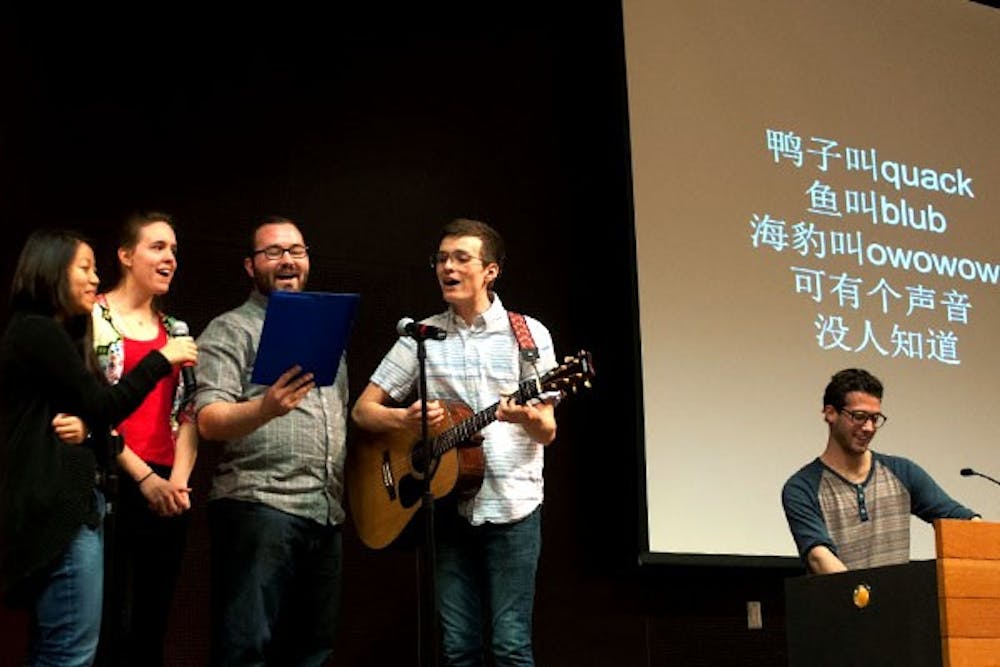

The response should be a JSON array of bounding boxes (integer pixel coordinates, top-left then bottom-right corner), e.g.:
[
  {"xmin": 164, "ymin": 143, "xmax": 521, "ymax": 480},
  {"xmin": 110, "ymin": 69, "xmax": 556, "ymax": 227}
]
[{"xmin": 109, "ymin": 294, "xmax": 157, "ymax": 339}]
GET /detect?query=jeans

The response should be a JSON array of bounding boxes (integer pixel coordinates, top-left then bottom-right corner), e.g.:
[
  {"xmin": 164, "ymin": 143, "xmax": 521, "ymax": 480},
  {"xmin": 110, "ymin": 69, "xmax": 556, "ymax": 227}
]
[
  {"xmin": 209, "ymin": 499, "xmax": 342, "ymax": 667},
  {"xmin": 26, "ymin": 490, "xmax": 105, "ymax": 667},
  {"xmin": 436, "ymin": 506, "xmax": 542, "ymax": 667}
]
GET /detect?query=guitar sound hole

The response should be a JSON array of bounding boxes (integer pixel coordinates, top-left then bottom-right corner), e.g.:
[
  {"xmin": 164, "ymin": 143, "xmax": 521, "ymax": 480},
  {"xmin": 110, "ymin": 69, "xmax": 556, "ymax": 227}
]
[
  {"xmin": 410, "ymin": 444, "xmax": 439, "ymax": 477},
  {"xmin": 398, "ymin": 475, "xmax": 422, "ymax": 509},
  {"xmin": 410, "ymin": 444, "xmax": 427, "ymax": 474}
]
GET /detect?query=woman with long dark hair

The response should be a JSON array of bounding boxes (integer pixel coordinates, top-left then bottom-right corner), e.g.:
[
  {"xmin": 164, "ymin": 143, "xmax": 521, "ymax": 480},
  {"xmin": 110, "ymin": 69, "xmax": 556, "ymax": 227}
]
[{"xmin": 0, "ymin": 229, "xmax": 197, "ymax": 666}]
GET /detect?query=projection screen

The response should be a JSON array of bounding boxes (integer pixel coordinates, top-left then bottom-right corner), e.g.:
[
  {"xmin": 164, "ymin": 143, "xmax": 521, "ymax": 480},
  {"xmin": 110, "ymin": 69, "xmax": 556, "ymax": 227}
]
[{"xmin": 623, "ymin": 0, "xmax": 1000, "ymax": 564}]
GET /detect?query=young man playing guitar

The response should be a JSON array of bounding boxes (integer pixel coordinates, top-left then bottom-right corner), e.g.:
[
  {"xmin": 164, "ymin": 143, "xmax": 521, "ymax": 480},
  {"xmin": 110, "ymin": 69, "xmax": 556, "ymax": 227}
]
[{"xmin": 351, "ymin": 218, "xmax": 558, "ymax": 666}]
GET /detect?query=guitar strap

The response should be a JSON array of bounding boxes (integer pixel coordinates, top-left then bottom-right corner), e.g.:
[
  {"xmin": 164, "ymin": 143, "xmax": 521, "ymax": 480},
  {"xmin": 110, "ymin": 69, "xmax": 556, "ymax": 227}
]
[
  {"xmin": 507, "ymin": 311, "xmax": 538, "ymax": 363},
  {"xmin": 507, "ymin": 311, "xmax": 557, "ymax": 405}
]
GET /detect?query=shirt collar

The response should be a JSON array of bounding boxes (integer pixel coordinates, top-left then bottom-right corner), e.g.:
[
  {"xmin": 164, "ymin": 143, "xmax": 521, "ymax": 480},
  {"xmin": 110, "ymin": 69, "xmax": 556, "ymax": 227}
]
[
  {"xmin": 449, "ymin": 292, "xmax": 507, "ymax": 332},
  {"xmin": 248, "ymin": 290, "xmax": 269, "ymax": 314}
]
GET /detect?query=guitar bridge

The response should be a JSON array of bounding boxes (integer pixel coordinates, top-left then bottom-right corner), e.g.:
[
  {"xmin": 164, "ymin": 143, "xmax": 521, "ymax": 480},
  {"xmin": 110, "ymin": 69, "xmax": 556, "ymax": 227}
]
[{"xmin": 381, "ymin": 450, "xmax": 396, "ymax": 501}]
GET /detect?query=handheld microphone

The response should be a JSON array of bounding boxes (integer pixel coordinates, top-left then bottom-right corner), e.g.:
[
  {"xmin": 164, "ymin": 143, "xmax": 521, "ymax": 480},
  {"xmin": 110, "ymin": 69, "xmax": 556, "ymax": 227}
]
[
  {"xmin": 396, "ymin": 317, "xmax": 447, "ymax": 341},
  {"xmin": 170, "ymin": 320, "xmax": 197, "ymax": 401},
  {"xmin": 960, "ymin": 467, "xmax": 1000, "ymax": 488}
]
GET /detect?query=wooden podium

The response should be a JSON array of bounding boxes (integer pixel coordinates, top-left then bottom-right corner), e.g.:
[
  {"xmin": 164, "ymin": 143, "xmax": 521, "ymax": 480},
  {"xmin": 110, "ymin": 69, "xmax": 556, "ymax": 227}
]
[
  {"xmin": 785, "ymin": 520, "xmax": 1000, "ymax": 667},
  {"xmin": 935, "ymin": 519, "xmax": 1000, "ymax": 666}
]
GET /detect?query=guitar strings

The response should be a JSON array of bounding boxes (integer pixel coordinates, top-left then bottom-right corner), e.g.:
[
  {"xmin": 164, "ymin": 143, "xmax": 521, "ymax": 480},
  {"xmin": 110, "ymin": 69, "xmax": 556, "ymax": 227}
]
[{"xmin": 381, "ymin": 364, "xmax": 580, "ymax": 479}]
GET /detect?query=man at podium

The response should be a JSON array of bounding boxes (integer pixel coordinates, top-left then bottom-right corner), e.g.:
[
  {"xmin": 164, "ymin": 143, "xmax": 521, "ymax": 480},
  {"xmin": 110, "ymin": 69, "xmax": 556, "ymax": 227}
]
[{"xmin": 782, "ymin": 368, "xmax": 980, "ymax": 574}]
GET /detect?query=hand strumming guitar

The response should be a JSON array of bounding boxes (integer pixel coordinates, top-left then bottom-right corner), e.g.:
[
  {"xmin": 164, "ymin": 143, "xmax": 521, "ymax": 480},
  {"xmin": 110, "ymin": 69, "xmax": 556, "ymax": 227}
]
[{"xmin": 401, "ymin": 399, "xmax": 446, "ymax": 435}]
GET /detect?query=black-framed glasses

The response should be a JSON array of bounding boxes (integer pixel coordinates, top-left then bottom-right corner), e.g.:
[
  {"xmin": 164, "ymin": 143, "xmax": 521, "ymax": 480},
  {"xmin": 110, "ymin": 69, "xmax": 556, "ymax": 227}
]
[
  {"xmin": 429, "ymin": 250, "xmax": 486, "ymax": 269},
  {"xmin": 839, "ymin": 409, "xmax": 888, "ymax": 429},
  {"xmin": 253, "ymin": 244, "xmax": 309, "ymax": 260}
]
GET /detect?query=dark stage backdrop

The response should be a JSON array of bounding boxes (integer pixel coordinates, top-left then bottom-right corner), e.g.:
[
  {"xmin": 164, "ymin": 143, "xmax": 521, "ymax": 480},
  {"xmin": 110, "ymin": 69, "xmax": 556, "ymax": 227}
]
[{"xmin": 1, "ymin": 4, "xmax": 795, "ymax": 666}]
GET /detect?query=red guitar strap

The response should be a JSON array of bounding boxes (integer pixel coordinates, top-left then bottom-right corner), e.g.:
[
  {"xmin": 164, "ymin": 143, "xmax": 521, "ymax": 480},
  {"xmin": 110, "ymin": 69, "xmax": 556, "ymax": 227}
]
[
  {"xmin": 507, "ymin": 312, "xmax": 556, "ymax": 405},
  {"xmin": 507, "ymin": 311, "xmax": 539, "ymax": 362}
]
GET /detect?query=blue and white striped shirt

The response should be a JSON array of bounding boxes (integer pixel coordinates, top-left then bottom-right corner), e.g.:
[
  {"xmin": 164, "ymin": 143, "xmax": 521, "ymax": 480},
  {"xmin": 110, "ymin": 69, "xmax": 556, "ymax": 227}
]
[{"xmin": 369, "ymin": 294, "xmax": 556, "ymax": 525}]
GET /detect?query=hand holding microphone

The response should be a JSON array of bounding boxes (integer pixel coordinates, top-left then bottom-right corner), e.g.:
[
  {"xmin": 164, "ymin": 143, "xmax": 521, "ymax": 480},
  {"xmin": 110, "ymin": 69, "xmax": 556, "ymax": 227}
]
[
  {"xmin": 166, "ymin": 321, "xmax": 198, "ymax": 402},
  {"xmin": 158, "ymin": 336, "xmax": 197, "ymax": 367}
]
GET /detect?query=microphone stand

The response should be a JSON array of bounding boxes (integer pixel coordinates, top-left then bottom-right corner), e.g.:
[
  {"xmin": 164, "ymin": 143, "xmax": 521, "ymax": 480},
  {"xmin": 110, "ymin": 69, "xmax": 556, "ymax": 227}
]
[
  {"xmin": 962, "ymin": 468, "xmax": 1000, "ymax": 488},
  {"xmin": 415, "ymin": 337, "xmax": 439, "ymax": 667}
]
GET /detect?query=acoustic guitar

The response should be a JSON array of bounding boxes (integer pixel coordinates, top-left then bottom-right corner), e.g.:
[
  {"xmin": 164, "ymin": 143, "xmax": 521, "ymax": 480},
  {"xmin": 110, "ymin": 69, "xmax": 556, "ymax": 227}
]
[{"xmin": 347, "ymin": 351, "xmax": 594, "ymax": 549}]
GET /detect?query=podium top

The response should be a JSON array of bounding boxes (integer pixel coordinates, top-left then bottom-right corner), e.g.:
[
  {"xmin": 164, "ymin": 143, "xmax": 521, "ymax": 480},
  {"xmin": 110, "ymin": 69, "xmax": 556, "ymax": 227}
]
[{"xmin": 934, "ymin": 519, "xmax": 1000, "ymax": 559}]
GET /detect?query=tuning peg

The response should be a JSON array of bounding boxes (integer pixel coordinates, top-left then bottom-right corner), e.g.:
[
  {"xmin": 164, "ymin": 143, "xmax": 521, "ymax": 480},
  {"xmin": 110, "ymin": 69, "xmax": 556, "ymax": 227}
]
[{"xmin": 584, "ymin": 381, "xmax": 591, "ymax": 389}]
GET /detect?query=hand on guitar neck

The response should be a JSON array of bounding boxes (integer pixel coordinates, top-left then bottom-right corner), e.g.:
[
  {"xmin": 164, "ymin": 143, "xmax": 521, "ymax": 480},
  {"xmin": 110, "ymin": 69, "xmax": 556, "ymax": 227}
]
[{"xmin": 496, "ymin": 395, "xmax": 557, "ymax": 445}]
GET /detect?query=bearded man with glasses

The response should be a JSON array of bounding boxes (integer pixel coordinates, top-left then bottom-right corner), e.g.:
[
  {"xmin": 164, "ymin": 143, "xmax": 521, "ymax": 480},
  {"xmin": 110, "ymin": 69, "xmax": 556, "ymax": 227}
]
[
  {"xmin": 782, "ymin": 368, "xmax": 980, "ymax": 574},
  {"xmin": 193, "ymin": 215, "xmax": 348, "ymax": 665}
]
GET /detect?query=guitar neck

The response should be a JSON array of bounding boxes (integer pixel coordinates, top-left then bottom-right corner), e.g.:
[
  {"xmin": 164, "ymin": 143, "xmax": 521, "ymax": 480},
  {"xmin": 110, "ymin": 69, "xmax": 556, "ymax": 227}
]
[{"xmin": 432, "ymin": 377, "xmax": 539, "ymax": 457}]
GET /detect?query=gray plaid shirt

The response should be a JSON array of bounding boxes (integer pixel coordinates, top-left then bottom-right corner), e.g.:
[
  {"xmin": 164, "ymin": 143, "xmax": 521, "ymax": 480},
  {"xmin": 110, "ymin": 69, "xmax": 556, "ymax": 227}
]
[{"xmin": 193, "ymin": 292, "xmax": 348, "ymax": 526}]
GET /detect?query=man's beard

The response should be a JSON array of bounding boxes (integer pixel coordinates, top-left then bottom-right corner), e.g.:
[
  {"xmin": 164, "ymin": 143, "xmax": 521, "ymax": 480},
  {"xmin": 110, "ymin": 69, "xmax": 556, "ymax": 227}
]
[{"xmin": 254, "ymin": 270, "xmax": 306, "ymax": 295}]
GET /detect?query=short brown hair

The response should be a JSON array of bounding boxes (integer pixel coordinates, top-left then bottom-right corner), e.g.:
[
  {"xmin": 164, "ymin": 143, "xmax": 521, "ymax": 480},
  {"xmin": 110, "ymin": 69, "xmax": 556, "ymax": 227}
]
[{"xmin": 438, "ymin": 218, "xmax": 505, "ymax": 268}]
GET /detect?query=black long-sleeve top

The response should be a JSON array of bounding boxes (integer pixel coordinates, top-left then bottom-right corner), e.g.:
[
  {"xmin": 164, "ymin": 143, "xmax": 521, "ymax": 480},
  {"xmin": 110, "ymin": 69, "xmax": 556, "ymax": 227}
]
[{"xmin": 0, "ymin": 311, "xmax": 172, "ymax": 597}]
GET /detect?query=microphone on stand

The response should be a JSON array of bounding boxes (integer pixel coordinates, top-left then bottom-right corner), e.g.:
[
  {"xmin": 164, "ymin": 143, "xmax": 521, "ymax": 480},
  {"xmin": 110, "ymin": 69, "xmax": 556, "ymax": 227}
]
[
  {"xmin": 960, "ymin": 467, "xmax": 1000, "ymax": 489},
  {"xmin": 170, "ymin": 320, "xmax": 197, "ymax": 403},
  {"xmin": 397, "ymin": 317, "xmax": 447, "ymax": 341}
]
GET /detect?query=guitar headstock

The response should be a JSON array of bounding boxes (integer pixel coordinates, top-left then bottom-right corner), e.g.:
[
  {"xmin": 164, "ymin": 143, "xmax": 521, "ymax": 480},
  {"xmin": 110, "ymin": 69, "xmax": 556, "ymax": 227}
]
[{"xmin": 539, "ymin": 350, "xmax": 595, "ymax": 398}]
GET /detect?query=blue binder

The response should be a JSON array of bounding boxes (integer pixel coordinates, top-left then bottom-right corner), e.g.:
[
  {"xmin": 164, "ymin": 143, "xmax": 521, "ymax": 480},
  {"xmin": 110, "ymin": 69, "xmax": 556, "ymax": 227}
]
[{"xmin": 251, "ymin": 291, "xmax": 360, "ymax": 387}]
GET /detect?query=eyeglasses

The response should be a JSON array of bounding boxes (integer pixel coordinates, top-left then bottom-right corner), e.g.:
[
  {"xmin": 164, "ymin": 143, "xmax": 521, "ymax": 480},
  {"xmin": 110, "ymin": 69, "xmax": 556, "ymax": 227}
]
[
  {"xmin": 252, "ymin": 244, "xmax": 309, "ymax": 260},
  {"xmin": 429, "ymin": 250, "xmax": 487, "ymax": 269},
  {"xmin": 839, "ymin": 409, "xmax": 888, "ymax": 429}
]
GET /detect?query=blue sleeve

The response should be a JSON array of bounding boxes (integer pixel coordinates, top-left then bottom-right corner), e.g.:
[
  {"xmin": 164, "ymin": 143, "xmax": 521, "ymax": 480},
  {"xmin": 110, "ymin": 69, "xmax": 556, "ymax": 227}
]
[
  {"xmin": 782, "ymin": 459, "xmax": 835, "ymax": 561},
  {"xmin": 879, "ymin": 454, "xmax": 978, "ymax": 522}
]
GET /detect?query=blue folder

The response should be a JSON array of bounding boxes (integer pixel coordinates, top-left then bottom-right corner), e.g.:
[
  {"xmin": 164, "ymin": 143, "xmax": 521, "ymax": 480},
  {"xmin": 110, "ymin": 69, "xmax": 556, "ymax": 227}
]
[{"xmin": 251, "ymin": 291, "xmax": 360, "ymax": 387}]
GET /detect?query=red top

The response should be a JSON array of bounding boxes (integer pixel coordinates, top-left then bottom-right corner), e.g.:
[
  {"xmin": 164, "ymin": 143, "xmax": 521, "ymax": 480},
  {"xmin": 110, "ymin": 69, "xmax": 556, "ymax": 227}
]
[{"xmin": 117, "ymin": 325, "xmax": 180, "ymax": 467}]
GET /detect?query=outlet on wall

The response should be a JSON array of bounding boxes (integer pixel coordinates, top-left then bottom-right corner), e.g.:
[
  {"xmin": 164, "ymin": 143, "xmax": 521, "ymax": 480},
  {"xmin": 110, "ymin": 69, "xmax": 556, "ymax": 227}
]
[{"xmin": 747, "ymin": 601, "xmax": 763, "ymax": 630}]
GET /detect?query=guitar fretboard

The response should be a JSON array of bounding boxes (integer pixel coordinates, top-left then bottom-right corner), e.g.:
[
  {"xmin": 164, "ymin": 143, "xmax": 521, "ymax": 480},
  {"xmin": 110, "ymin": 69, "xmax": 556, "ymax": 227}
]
[{"xmin": 431, "ymin": 376, "xmax": 540, "ymax": 456}]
